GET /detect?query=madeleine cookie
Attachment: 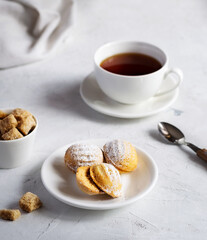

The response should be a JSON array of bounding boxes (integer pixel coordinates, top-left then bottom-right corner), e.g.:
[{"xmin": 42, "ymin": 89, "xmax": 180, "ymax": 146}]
[
  {"xmin": 90, "ymin": 163, "xmax": 122, "ymax": 198},
  {"xmin": 64, "ymin": 144, "xmax": 104, "ymax": 173},
  {"xmin": 76, "ymin": 166, "xmax": 103, "ymax": 195},
  {"xmin": 103, "ymin": 139, "xmax": 138, "ymax": 172}
]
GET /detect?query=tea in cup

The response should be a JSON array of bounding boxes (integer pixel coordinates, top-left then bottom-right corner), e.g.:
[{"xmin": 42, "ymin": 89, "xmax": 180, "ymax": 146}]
[{"xmin": 94, "ymin": 41, "xmax": 183, "ymax": 104}]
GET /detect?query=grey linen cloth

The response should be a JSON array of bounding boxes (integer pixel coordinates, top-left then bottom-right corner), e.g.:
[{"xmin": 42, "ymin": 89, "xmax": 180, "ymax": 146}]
[{"xmin": 0, "ymin": 0, "xmax": 74, "ymax": 69}]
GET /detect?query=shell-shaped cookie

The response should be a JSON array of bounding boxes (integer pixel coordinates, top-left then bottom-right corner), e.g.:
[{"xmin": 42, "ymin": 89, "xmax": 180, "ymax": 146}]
[
  {"xmin": 90, "ymin": 163, "xmax": 122, "ymax": 198},
  {"xmin": 64, "ymin": 143, "xmax": 104, "ymax": 173},
  {"xmin": 76, "ymin": 166, "xmax": 103, "ymax": 195},
  {"xmin": 103, "ymin": 139, "xmax": 138, "ymax": 172}
]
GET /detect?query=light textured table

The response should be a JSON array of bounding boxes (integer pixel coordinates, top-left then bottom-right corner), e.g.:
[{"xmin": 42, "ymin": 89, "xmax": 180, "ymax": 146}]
[{"xmin": 0, "ymin": 0, "xmax": 207, "ymax": 239}]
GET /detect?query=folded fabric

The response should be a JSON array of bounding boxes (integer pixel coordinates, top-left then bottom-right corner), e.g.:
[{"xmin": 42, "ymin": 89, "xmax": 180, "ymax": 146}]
[{"xmin": 0, "ymin": 0, "xmax": 74, "ymax": 69}]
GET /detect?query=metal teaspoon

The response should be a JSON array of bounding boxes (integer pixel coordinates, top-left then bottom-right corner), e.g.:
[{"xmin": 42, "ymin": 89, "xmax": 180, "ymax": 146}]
[{"xmin": 158, "ymin": 122, "xmax": 207, "ymax": 162}]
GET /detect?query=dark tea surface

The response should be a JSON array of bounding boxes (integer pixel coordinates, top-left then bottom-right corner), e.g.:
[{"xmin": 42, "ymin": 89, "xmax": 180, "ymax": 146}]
[{"xmin": 100, "ymin": 52, "xmax": 162, "ymax": 76}]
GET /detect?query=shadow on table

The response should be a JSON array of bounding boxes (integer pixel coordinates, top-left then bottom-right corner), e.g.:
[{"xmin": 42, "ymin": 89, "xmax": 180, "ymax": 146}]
[
  {"xmin": 43, "ymin": 77, "xmax": 150, "ymax": 125},
  {"xmin": 149, "ymin": 129, "xmax": 207, "ymax": 171}
]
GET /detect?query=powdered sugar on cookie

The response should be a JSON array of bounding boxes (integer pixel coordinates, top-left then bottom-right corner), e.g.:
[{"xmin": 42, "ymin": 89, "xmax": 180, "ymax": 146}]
[
  {"xmin": 64, "ymin": 144, "xmax": 104, "ymax": 172},
  {"xmin": 103, "ymin": 139, "xmax": 131, "ymax": 167}
]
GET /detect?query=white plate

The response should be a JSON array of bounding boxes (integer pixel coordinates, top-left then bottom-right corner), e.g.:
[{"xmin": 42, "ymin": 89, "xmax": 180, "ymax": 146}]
[
  {"xmin": 80, "ymin": 72, "xmax": 179, "ymax": 118},
  {"xmin": 41, "ymin": 139, "xmax": 158, "ymax": 210}
]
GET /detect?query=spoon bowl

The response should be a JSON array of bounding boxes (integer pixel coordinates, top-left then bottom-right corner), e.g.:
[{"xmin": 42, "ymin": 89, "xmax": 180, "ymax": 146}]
[
  {"xmin": 158, "ymin": 122, "xmax": 207, "ymax": 162},
  {"xmin": 158, "ymin": 122, "xmax": 185, "ymax": 144}
]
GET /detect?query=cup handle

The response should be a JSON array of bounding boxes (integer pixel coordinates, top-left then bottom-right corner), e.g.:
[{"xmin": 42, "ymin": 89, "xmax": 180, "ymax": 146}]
[{"xmin": 155, "ymin": 68, "xmax": 183, "ymax": 97}]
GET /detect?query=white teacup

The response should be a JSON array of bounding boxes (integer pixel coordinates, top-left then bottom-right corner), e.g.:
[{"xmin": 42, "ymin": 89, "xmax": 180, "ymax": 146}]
[
  {"xmin": 0, "ymin": 109, "xmax": 38, "ymax": 168},
  {"xmin": 94, "ymin": 41, "xmax": 183, "ymax": 104}
]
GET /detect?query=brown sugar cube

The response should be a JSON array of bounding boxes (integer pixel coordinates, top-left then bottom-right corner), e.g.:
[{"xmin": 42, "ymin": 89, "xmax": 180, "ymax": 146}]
[
  {"xmin": 0, "ymin": 110, "xmax": 7, "ymax": 119},
  {"xmin": 12, "ymin": 108, "xmax": 32, "ymax": 121},
  {"xmin": 2, "ymin": 127, "xmax": 23, "ymax": 140},
  {"xmin": 19, "ymin": 192, "xmax": 42, "ymax": 213},
  {"xmin": 17, "ymin": 115, "xmax": 36, "ymax": 135},
  {"xmin": 0, "ymin": 209, "xmax": 21, "ymax": 221},
  {"xmin": 12, "ymin": 108, "xmax": 36, "ymax": 135},
  {"xmin": 0, "ymin": 114, "xmax": 18, "ymax": 135}
]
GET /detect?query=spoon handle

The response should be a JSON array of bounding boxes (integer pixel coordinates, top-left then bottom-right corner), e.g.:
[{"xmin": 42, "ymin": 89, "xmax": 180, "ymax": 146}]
[
  {"xmin": 187, "ymin": 143, "xmax": 207, "ymax": 162},
  {"xmin": 197, "ymin": 149, "xmax": 207, "ymax": 162}
]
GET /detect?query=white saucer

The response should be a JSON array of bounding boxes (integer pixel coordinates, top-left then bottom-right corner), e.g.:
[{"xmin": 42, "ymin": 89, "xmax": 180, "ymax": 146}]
[
  {"xmin": 80, "ymin": 72, "xmax": 179, "ymax": 118},
  {"xmin": 41, "ymin": 139, "xmax": 158, "ymax": 210}
]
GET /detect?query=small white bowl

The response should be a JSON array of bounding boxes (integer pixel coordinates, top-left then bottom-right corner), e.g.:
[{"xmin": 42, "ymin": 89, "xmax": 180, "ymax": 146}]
[{"xmin": 0, "ymin": 109, "xmax": 38, "ymax": 168}]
